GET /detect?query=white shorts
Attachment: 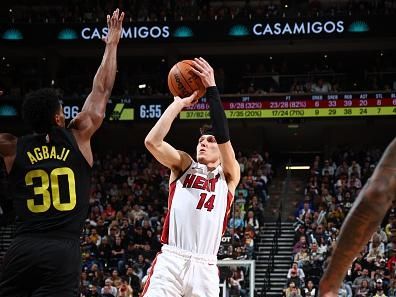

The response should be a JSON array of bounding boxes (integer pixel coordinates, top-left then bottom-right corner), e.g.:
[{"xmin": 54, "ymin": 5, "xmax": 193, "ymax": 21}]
[{"xmin": 141, "ymin": 244, "xmax": 220, "ymax": 297}]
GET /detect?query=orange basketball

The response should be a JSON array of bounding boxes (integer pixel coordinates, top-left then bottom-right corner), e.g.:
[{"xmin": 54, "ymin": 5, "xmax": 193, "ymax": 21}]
[{"xmin": 167, "ymin": 60, "xmax": 206, "ymax": 99}]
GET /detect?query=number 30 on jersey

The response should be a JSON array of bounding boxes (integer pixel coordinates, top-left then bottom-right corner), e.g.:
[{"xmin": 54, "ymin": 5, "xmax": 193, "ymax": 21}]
[{"xmin": 25, "ymin": 167, "xmax": 77, "ymax": 213}]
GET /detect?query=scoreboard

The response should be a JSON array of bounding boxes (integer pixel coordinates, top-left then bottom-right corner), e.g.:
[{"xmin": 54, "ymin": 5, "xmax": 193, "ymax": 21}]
[
  {"xmin": 180, "ymin": 93, "xmax": 396, "ymax": 119},
  {"xmin": 0, "ymin": 92, "xmax": 395, "ymax": 121}
]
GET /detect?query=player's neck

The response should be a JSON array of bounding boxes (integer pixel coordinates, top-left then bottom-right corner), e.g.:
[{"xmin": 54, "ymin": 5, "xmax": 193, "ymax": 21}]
[{"xmin": 205, "ymin": 160, "xmax": 220, "ymax": 171}]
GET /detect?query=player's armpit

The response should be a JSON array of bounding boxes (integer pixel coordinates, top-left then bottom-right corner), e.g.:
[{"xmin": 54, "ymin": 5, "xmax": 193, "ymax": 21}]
[
  {"xmin": 67, "ymin": 110, "xmax": 104, "ymax": 140},
  {"xmin": 218, "ymin": 141, "xmax": 240, "ymax": 192}
]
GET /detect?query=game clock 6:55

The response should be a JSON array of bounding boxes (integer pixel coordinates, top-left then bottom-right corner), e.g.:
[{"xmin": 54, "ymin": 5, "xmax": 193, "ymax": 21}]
[{"xmin": 139, "ymin": 104, "xmax": 162, "ymax": 119}]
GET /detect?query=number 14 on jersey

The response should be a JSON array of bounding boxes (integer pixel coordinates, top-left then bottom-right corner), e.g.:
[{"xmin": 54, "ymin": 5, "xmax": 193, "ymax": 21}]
[{"xmin": 196, "ymin": 193, "xmax": 216, "ymax": 212}]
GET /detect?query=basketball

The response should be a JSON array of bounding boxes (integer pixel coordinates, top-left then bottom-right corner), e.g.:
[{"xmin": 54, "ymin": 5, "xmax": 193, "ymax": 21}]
[{"xmin": 167, "ymin": 60, "xmax": 206, "ymax": 99}]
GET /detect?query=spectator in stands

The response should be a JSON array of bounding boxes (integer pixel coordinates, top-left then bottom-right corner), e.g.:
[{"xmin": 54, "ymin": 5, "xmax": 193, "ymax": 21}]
[
  {"xmin": 285, "ymin": 281, "xmax": 303, "ymax": 297},
  {"xmin": 128, "ymin": 204, "xmax": 148, "ymax": 224},
  {"xmin": 317, "ymin": 237, "xmax": 328, "ymax": 255},
  {"xmin": 373, "ymin": 226, "xmax": 388, "ymax": 244},
  {"xmin": 87, "ymin": 284, "xmax": 100, "ymax": 296},
  {"xmin": 229, "ymin": 273, "xmax": 242, "ymax": 297},
  {"xmin": 311, "ymin": 79, "xmax": 332, "ymax": 93},
  {"xmin": 309, "ymin": 242, "xmax": 324, "ymax": 261},
  {"xmin": 348, "ymin": 173, "xmax": 362, "ymax": 189},
  {"xmin": 297, "ymin": 201, "xmax": 314, "ymax": 221},
  {"xmin": 335, "ymin": 161, "xmax": 349, "ymax": 177},
  {"xmin": 372, "ymin": 278, "xmax": 387, "ymax": 296},
  {"xmin": 352, "ymin": 269, "xmax": 373, "ymax": 291},
  {"xmin": 118, "ymin": 282, "xmax": 133, "ymax": 297},
  {"xmin": 98, "ymin": 236, "xmax": 112, "ymax": 270},
  {"xmin": 295, "ymin": 245, "xmax": 310, "ymax": 269},
  {"xmin": 322, "ymin": 160, "xmax": 335, "ymax": 176},
  {"xmin": 101, "ymin": 278, "xmax": 117, "ymax": 297},
  {"xmin": 321, "ymin": 172, "xmax": 334, "ymax": 194},
  {"xmin": 348, "ymin": 160, "xmax": 362, "ymax": 179},
  {"xmin": 243, "ymin": 229, "xmax": 254, "ymax": 259},
  {"xmin": 125, "ymin": 266, "xmax": 140, "ymax": 297},
  {"xmin": 104, "ymin": 203, "xmax": 116, "ymax": 221},
  {"xmin": 387, "ymin": 250, "xmax": 396, "ymax": 272},
  {"xmin": 247, "ymin": 195, "xmax": 264, "ymax": 226},
  {"xmin": 228, "ymin": 207, "xmax": 245, "ymax": 230},
  {"xmin": 349, "ymin": 257, "xmax": 364, "ymax": 281},
  {"xmin": 293, "ymin": 235, "xmax": 308, "ymax": 254},
  {"xmin": 110, "ymin": 236, "xmax": 125, "ymax": 272},
  {"xmin": 303, "ymin": 280, "xmax": 317, "ymax": 297},
  {"xmin": 244, "ymin": 210, "xmax": 260, "ymax": 233},
  {"xmin": 338, "ymin": 281, "xmax": 352, "ymax": 297},
  {"xmin": 342, "ymin": 191, "xmax": 354, "ymax": 213},
  {"xmin": 355, "ymin": 279, "xmax": 371, "ymax": 297},
  {"xmin": 287, "ymin": 262, "xmax": 305, "ymax": 288},
  {"xmin": 235, "ymin": 189, "xmax": 247, "ymax": 206},
  {"xmin": 366, "ymin": 234, "xmax": 385, "ymax": 263},
  {"xmin": 90, "ymin": 228, "xmax": 102, "ymax": 246},
  {"xmin": 388, "ymin": 280, "xmax": 396, "ymax": 297},
  {"xmin": 321, "ymin": 188, "xmax": 333, "ymax": 208},
  {"xmin": 134, "ymin": 254, "xmax": 150, "ymax": 280},
  {"xmin": 90, "ymin": 264, "xmax": 104, "ymax": 287},
  {"xmin": 311, "ymin": 224, "xmax": 328, "ymax": 245},
  {"xmin": 361, "ymin": 163, "xmax": 376, "ymax": 184},
  {"xmin": 229, "ymin": 266, "xmax": 247, "ymax": 297}
]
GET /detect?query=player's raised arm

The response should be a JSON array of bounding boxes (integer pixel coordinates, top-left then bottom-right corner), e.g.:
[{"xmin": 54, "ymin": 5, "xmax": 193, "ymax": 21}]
[
  {"xmin": 191, "ymin": 57, "xmax": 240, "ymax": 192},
  {"xmin": 69, "ymin": 8, "xmax": 124, "ymax": 138},
  {"xmin": 145, "ymin": 92, "xmax": 197, "ymax": 179},
  {"xmin": 319, "ymin": 137, "xmax": 396, "ymax": 297}
]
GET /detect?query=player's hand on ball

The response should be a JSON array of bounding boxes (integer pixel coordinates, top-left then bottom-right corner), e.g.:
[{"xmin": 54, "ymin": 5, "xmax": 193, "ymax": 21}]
[
  {"xmin": 174, "ymin": 91, "xmax": 198, "ymax": 108},
  {"xmin": 103, "ymin": 8, "xmax": 125, "ymax": 45},
  {"xmin": 191, "ymin": 57, "xmax": 216, "ymax": 88}
]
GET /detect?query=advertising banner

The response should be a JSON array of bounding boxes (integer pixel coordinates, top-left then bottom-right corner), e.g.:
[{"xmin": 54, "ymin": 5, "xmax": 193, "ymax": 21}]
[{"xmin": 1, "ymin": 17, "xmax": 394, "ymax": 44}]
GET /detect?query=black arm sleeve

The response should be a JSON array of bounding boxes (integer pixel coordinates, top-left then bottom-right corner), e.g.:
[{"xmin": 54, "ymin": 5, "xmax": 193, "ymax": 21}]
[{"xmin": 206, "ymin": 86, "xmax": 230, "ymax": 144}]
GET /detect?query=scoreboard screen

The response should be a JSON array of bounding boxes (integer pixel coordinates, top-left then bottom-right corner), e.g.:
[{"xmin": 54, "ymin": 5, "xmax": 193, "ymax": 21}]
[
  {"xmin": 180, "ymin": 93, "xmax": 396, "ymax": 119},
  {"xmin": 0, "ymin": 92, "xmax": 395, "ymax": 121}
]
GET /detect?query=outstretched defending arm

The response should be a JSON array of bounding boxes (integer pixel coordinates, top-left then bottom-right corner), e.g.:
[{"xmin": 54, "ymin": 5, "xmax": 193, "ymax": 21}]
[
  {"xmin": 192, "ymin": 57, "xmax": 240, "ymax": 192},
  {"xmin": 69, "ymin": 8, "xmax": 124, "ymax": 139},
  {"xmin": 145, "ymin": 92, "xmax": 198, "ymax": 181},
  {"xmin": 319, "ymin": 137, "xmax": 396, "ymax": 297}
]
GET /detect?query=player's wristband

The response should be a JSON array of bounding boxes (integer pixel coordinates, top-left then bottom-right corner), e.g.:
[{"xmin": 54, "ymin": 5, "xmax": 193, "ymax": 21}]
[{"xmin": 206, "ymin": 86, "xmax": 230, "ymax": 144}]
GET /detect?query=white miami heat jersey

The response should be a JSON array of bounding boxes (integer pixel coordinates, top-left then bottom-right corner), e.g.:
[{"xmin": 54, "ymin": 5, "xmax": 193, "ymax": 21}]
[{"xmin": 161, "ymin": 161, "xmax": 233, "ymax": 255}]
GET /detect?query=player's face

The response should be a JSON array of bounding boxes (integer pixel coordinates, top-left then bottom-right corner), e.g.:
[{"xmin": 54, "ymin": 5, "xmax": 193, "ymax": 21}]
[
  {"xmin": 55, "ymin": 104, "xmax": 66, "ymax": 127},
  {"xmin": 196, "ymin": 134, "xmax": 220, "ymax": 164}
]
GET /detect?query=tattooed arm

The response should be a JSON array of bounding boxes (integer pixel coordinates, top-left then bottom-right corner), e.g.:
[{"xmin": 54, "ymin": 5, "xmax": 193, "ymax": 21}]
[{"xmin": 319, "ymin": 137, "xmax": 396, "ymax": 297}]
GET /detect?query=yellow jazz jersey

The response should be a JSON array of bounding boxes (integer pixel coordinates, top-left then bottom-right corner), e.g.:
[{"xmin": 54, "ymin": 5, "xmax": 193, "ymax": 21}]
[{"xmin": 7, "ymin": 127, "xmax": 91, "ymax": 239}]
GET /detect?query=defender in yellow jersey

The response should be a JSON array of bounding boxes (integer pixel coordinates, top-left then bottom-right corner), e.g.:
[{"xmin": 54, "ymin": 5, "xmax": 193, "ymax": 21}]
[{"xmin": 0, "ymin": 9, "xmax": 124, "ymax": 297}]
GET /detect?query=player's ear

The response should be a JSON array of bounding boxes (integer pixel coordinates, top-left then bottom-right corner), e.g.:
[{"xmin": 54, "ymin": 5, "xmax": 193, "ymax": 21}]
[{"xmin": 54, "ymin": 113, "xmax": 62, "ymax": 126}]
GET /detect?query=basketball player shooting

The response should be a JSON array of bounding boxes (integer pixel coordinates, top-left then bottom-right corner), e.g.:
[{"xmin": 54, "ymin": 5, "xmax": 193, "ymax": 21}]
[
  {"xmin": 0, "ymin": 9, "xmax": 124, "ymax": 297},
  {"xmin": 144, "ymin": 57, "xmax": 240, "ymax": 297},
  {"xmin": 319, "ymin": 137, "xmax": 396, "ymax": 297}
]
